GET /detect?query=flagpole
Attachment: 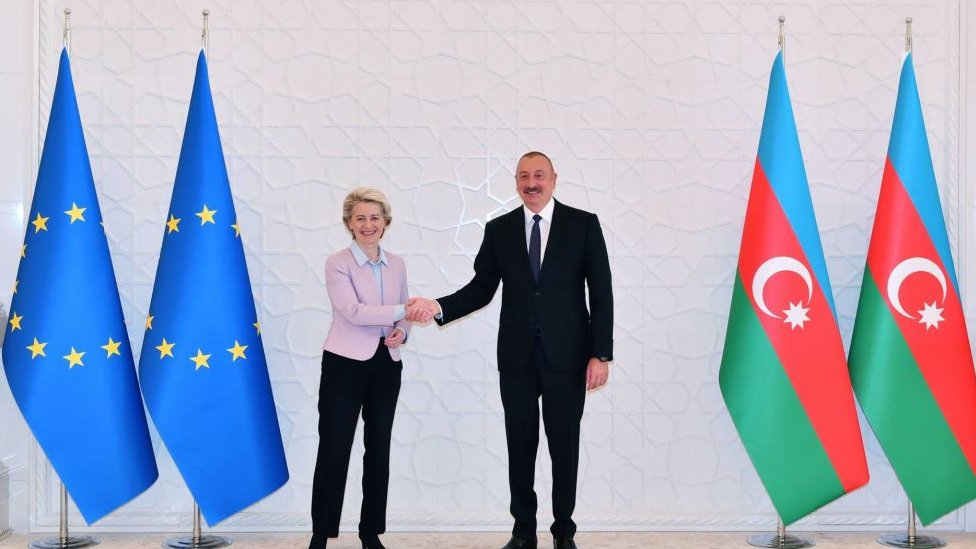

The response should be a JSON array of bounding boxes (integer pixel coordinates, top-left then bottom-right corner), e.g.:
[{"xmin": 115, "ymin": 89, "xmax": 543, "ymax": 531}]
[
  {"xmin": 28, "ymin": 15, "xmax": 102, "ymax": 549},
  {"xmin": 744, "ymin": 20, "xmax": 816, "ymax": 549},
  {"xmin": 778, "ymin": 15, "xmax": 785, "ymax": 59},
  {"xmin": 905, "ymin": 16, "xmax": 912, "ymax": 53},
  {"xmin": 29, "ymin": 483, "xmax": 99, "ymax": 549},
  {"xmin": 875, "ymin": 24, "xmax": 947, "ymax": 549},
  {"xmin": 163, "ymin": 502, "xmax": 230, "ymax": 549},
  {"xmin": 879, "ymin": 501, "xmax": 946, "ymax": 548},
  {"xmin": 747, "ymin": 516, "xmax": 814, "ymax": 549},
  {"xmin": 162, "ymin": 12, "xmax": 230, "ymax": 543},
  {"xmin": 201, "ymin": 9, "xmax": 209, "ymax": 56},
  {"xmin": 62, "ymin": 8, "xmax": 71, "ymax": 54}
]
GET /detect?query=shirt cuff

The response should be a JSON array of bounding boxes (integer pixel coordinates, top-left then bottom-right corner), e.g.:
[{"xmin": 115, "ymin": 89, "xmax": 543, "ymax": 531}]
[{"xmin": 394, "ymin": 304, "xmax": 406, "ymax": 322}]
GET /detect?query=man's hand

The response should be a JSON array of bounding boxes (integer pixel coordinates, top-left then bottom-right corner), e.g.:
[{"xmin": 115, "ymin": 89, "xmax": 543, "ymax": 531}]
[
  {"xmin": 406, "ymin": 297, "xmax": 440, "ymax": 323},
  {"xmin": 385, "ymin": 327, "xmax": 406, "ymax": 348},
  {"xmin": 586, "ymin": 357, "xmax": 610, "ymax": 390}
]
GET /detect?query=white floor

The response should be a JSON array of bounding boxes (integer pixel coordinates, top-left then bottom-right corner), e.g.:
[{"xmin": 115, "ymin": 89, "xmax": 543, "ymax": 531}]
[{"xmin": 3, "ymin": 532, "xmax": 976, "ymax": 549}]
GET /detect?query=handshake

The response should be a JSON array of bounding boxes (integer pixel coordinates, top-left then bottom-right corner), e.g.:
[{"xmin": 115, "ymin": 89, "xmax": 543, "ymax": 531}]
[{"xmin": 405, "ymin": 297, "xmax": 440, "ymax": 323}]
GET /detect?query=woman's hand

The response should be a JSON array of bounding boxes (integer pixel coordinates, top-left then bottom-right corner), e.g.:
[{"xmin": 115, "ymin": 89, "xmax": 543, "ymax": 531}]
[{"xmin": 385, "ymin": 327, "xmax": 406, "ymax": 348}]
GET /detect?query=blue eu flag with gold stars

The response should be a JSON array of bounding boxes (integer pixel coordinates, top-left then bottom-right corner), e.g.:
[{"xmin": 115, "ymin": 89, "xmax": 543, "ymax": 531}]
[
  {"xmin": 138, "ymin": 50, "xmax": 288, "ymax": 525},
  {"xmin": 1, "ymin": 49, "xmax": 158, "ymax": 523}
]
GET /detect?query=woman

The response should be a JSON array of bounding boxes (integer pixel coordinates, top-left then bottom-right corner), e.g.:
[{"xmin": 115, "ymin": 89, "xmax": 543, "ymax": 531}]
[{"xmin": 310, "ymin": 187, "xmax": 411, "ymax": 549}]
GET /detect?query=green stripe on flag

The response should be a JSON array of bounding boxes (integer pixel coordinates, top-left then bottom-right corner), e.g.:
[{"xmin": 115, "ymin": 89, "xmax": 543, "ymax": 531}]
[
  {"xmin": 850, "ymin": 271, "xmax": 976, "ymax": 525},
  {"xmin": 720, "ymin": 274, "xmax": 845, "ymax": 524}
]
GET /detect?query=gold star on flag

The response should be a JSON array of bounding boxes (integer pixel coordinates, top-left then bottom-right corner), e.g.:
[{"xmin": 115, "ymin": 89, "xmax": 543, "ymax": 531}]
[
  {"xmin": 63, "ymin": 347, "xmax": 85, "ymax": 368},
  {"xmin": 26, "ymin": 338, "xmax": 47, "ymax": 359},
  {"xmin": 231, "ymin": 222, "xmax": 241, "ymax": 238},
  {"xmin": 156, "ymin": 338, "xmax": 175, "ymax": 359},
  {"xmin": 31, "ymin": 212, "xmax": 49, "ymax": 233},
  {"xmin": 166, "ymin": 214, "xmax": 181, "ymax": 234},
  {"xmin": 227, "ymin": 340, "xmax": 248, "ymax": 361},
  {"xmin": 146, "ymin": 314, "xmax": 155, "ymax": 330},
  {"xmin": 190, "ymin": 349, "xmax": 212, "ymax": 370},
  {"xmin": 9, "ymin": 312, "xmax": 22, "ymax": 331},
  {"xmin": 253, "ymin": 321, "xmax": 261, "ymax": 334},
  {"xmin": 195, "ymin": 205, "xmax": 217, "ymax": 225},
  {"xmin": 64, "ymin": 202, "xmax": 86, "ymax": 223},
  {"xmin": 12, "ymin": 279, "xmax": 18, "ymax": 295},
  {"xmin": 20, "ymin": 244, "xmax": 26, "ymax": 258},
  {"xmin": 101, "ymin": 337, "xmax": 122, "ymax": 358}
]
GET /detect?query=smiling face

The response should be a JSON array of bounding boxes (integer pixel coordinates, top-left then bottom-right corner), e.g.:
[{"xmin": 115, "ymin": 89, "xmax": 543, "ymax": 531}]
[
  {"xmin": 347, "ymin": 201, "xmax": 387, "ymax": 247},
  {"xmin": 515, "ymin": 153, "xmax": 557, "ymax": 213}
]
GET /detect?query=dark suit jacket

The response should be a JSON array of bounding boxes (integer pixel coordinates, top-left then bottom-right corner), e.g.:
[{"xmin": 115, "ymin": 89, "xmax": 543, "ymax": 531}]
[{"xmin": 437, "ymin": 200, "xmax": 613, "ymax": 372}]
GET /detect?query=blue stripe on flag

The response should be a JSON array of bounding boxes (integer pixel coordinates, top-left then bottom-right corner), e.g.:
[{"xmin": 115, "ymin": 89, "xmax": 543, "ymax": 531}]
[
  {"xmin": 757, "ymin": 51, "xmax": 838, "ymax": 320},
  {"xmin": 887, "ymin": 53, "xmax": 959, "ymax": 294}
]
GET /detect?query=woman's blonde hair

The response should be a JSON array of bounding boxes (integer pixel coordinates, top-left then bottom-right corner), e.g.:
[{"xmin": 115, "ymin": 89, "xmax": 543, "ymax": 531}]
[{"xmin": 342, "ymin": 187, "xmax": 393, "ymax": 238}]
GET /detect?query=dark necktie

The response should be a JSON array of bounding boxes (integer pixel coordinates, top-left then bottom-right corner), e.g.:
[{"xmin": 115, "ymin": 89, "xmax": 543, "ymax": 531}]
[{"xmin": 529, "ymin": 214, "xmax": 541, "ymax": 282}]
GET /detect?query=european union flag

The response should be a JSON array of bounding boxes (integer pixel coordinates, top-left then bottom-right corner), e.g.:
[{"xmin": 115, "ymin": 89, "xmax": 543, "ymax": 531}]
[
  {"xmin": 1, "ymin": 49, "xmax": 158, "ymax": 523},
  {"xmin": 138, "ymin": 50, "xmax": 288, "ymax": 525}
]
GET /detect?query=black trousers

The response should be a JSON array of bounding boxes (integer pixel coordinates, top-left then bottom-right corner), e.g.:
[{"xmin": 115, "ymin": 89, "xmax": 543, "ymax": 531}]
[
  {"xmin": 500, "ymin": 337, "xmax": 587, "ymax": 539},
  {"xmin": 311, "ymin": 341, "xmax": 402, "ymax": 539}
]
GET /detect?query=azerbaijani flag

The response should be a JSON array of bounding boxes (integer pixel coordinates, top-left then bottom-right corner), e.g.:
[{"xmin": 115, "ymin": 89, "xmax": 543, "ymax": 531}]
[
  {"xmin": 720, "ymin": 51, "xmax": 869, "ymax": 524},
  {"xmin": 848, "ymin": 53, "xmax": 976, "ymax": 525}
]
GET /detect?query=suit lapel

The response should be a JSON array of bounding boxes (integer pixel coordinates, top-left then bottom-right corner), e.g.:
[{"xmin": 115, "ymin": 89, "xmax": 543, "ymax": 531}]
[
  {"xmin": 504, "ymin": 207, "xmax": 534, "ymax": 282},
  {"xmin": 381, "ymin": 257, "xmax": 398, "ymax": 305}
]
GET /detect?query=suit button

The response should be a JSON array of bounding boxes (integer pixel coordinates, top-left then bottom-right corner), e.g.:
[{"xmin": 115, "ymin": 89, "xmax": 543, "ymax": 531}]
[{"xmin": 534, "ymin": 291, "xmax": 541, "ymax": 296}]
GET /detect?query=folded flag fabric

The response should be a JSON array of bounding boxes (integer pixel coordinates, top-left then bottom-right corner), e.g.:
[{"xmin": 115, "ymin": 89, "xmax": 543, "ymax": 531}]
[
  {"xmin": 849, "ymin": 52, "xmax": 976, "ymax": 525},
  {"xmin": 138, "ymin": 50, "xmax": 289, "ymax": 525},
  {"xmin": 2, "ymin": 48, "xmax": 158, "ymax": 523},
  {"xmin": 720, "ymin": 51, "xmax": 869, "ymax": 524}
]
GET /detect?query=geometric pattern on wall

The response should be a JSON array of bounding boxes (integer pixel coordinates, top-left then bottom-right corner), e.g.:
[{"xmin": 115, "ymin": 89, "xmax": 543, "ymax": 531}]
[{"xmin": 24, "ymin": 0, "xmax": 965, "ymax": 532}]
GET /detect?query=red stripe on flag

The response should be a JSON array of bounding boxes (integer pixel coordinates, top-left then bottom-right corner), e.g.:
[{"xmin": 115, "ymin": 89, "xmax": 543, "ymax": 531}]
[
  {"xmin": 738, "ymin": 159, "xmax": 868, "ymax": 492},
  {"xmin": 866, "ymin": 158, "xmax": 976, "ymax": 473}
]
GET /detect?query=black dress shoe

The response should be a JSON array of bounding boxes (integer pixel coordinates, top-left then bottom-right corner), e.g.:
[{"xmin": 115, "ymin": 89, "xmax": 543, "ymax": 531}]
[
  {"xmin": 360, "ymin": 535, "xmax": 387, "ymax": 549},
  {"xmin": 307, "ymin": 534, "xmax": 326, "ymax": 549},
  {"xmin": 501, "ymin": 535, "xmax": 538, "ymax": 549},
  {"xmin": 553, "ymin": 538, "xmax": 578, "ymax": 549}
]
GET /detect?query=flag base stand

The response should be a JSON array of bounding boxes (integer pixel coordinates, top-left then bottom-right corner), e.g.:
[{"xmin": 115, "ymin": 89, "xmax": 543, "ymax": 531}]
[
  {"xmin": 29, "ymin": 536, "xmax": 99, "ymax": 549},
  {"xmin": 31, "ymin": 484, "xmax": 100, "ymax": 549},
  {"xmin": 877, "ymin": 534, "xmax": 945, "ymax": 549},
  {"xmin": 878, "ymin": 503, "xmax": 944, "ymax": 548},
  {"xmin": 162, "ymin": 535, "xmax": 230, "ymax": 549},
  {"xmin": 747, "ymin": 533, "xmax": 814, "ymax": 548},
  {"xmin": 163, "ymin": 503, "xmax": 231, "ymax": 549},
  {"xmin": 747, "ymin": 519, "xmax": 814, "ymax": 548}
]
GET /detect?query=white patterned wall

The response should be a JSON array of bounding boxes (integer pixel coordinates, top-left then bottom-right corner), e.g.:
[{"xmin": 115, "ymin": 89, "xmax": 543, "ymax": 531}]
[{"xmin": 0, "ymin": 0, "xmax": 972, "ymax": 534}]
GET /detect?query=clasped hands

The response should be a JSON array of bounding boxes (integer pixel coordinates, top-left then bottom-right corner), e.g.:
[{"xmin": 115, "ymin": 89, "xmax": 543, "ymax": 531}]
[
  {"xmin": 405, "ymin": 297, "xmax": 440, "ymax": 323},
  {"xmin": 401, "ymin": 297, "xmax": 610, "ymax": 391}
]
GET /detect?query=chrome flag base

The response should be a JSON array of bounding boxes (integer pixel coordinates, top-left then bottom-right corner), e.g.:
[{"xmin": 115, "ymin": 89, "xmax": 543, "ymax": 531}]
[
  {"xmin": 748, "ymin": 533, "xmax": 814, "ymax": 548},
  {"xmin": 162, "ymin": 534, "xmax": 231, "ymax": 549},
  {"xmin": 29, "ymin": 535, "xmax": 99, "ymax": 549},
  {"xmin": 163, "ymin": 503, "xmax": 231, "ymax": 549},
  {"xmin": 878, "ymin": 534, "xmax": 945, "ymax": 548}
]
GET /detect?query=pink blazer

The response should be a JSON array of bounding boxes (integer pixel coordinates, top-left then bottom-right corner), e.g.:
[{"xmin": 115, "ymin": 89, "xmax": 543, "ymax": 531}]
[{"xmin": 322, "ymin": 247, "xmax": 411, "ymax": 361}]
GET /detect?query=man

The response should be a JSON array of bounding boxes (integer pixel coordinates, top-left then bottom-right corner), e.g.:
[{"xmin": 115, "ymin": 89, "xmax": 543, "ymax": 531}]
[{"xmin": 408, "ymin": 151, "xmax": 613, "ymax": 549}]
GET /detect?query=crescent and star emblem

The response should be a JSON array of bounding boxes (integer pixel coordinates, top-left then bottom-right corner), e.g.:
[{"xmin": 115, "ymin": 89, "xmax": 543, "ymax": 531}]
[
  {"xmin": 752, "ymin": 256, "xmax": 813, "ymax": 330},
  {"xmin": 886, "ymin": 257, "xmax": 946, "ymax": 330}
]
